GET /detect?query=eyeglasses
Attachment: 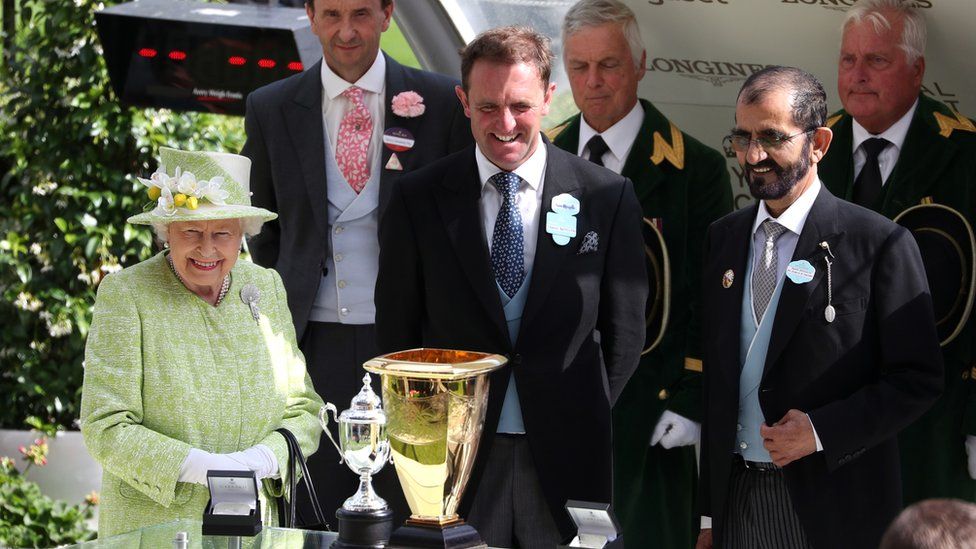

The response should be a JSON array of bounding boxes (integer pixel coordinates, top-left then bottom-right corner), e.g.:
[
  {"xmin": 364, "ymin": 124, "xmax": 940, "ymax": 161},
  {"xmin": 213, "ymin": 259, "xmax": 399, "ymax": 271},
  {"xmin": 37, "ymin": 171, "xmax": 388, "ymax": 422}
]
[{"xmin": 723, "ymin": 129, "xmax": 815, "ymax": 153}]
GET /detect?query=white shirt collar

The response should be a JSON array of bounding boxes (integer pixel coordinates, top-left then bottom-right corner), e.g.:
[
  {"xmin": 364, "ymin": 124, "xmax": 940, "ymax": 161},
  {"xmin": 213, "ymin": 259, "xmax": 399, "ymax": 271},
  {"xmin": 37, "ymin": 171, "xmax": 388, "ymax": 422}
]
[
  {"xmin": 851, "ymin": 98, "xmax": 917, "ymax": 153},
  {"xmin": 475, "ymin": 133, "xmax": 547, "ymax": 191},
  {"xmin": 320, "ymin": 52, "xmax": 386, "ymax": 100},
  {"xmin": 752, "ymin": 177, "xmax": 822, "ymax": 237},
  {"xmin": 577, "ymin": 101, "xmax": 644, "ymax": 161}
]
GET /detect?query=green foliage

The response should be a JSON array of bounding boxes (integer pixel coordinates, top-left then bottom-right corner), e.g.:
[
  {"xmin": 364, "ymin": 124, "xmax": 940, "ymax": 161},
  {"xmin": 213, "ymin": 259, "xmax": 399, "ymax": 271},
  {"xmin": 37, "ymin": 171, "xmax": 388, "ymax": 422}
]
[
  {"xmin": 0, "ymin": 0, "xmax": 245, "ymax": 429},
  {"xmin": 0, "ymin": 457, "xmax": 95, "ymax": 547}
]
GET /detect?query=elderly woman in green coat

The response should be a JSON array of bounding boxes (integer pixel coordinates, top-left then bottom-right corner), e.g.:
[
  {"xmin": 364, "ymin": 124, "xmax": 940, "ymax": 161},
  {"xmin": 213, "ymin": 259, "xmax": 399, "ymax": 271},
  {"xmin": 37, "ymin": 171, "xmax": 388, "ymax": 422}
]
[{"xmin": 80, "ymin": 148, "xmax": 324, "ymax": 538}]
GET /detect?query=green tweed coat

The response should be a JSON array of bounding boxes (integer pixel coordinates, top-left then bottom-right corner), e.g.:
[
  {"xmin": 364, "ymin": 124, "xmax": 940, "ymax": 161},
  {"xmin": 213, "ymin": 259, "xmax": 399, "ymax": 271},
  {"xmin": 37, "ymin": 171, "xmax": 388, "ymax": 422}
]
[
  {"xmin": 80, "ymin": 252, "xmax": 324, "ymax": 538},
  {"xmin": 552, "ymin": 99, "xmax": 732, "ymax": 549},
  {"xmin": 819, "ymin": 94, "xmax": 976, "ymax": 504}
]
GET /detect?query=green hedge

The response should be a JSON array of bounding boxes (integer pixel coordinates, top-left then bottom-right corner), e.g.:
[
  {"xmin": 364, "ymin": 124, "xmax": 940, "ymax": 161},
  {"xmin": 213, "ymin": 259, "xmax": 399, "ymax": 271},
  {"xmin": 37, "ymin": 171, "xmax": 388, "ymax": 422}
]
[{"xmin": 0, "ymin": 0, "xmax": 245, "ymax": 430}]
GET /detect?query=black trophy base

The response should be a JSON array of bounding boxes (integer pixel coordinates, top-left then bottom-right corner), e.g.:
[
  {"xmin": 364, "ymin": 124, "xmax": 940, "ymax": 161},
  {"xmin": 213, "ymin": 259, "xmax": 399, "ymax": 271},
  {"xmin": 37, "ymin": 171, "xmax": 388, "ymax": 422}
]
[
  {"xmin": 331, "ymin": 507, "xmax": 394, "ymax": 549},
  {"xmin": 388, "ymin": 521, "xmax": 487, "ymax": 549}
]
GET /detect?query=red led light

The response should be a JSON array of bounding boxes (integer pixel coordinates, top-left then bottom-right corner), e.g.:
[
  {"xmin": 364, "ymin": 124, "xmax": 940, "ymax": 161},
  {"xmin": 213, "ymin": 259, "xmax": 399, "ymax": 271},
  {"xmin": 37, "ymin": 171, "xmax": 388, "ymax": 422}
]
[
  {"xmin": 168, "ymin": 50, "xmax": 187, "ymax": 61},
  {"xmin": 257, "ymin": 59, "xmax": 276, "ymax": 69},
  {"xmin": 138, "ymin": 48, "xmax": 158, "ymax": 58},
  {"xmin": 228, "ymin": 56, "xmax": 247, "ymax": 66},
  {"xmin": 287, "ymin": 61, "xmax": 303, "ymax": 71}
]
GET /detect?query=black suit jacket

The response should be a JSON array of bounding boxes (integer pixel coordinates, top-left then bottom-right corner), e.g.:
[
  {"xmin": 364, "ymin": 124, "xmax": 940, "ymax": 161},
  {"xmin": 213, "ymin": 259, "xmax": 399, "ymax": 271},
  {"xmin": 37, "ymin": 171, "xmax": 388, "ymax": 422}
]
[
  {"xmin": 241, "ymin": 54, "xmax": 472, "ymax": 339},
  {"xmin": 699, "ymin": 184, "xmax": 943, "ymax": 549},
  {"xmin": 374, "ymin": 140, "xmax": 647, "ymax": 535}
]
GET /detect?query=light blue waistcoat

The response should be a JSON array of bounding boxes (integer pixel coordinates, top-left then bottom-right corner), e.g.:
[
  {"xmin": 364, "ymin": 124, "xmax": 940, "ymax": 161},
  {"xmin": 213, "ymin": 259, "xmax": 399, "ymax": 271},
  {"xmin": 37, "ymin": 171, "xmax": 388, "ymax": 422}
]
[
  {"xmin": 736, "ymin": 236, "xmax": 786, "ymax": 462},
  {"xmin": 309, "ymin": 131, "xmax": 380, "ymax": 324},
  {"xmin": 496, "ymin": 272, "xmax": 532, "ymax": 434}
]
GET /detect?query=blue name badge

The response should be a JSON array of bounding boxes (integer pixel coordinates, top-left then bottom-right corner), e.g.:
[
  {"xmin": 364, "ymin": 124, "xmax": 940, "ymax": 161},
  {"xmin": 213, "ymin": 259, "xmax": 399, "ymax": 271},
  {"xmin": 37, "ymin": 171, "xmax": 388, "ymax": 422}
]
[
  {"xmin": 546, "ymin": 211, "xmax": 577, "ymax": 246},
  {"xmin": 786, "ymin": 260, "xmax": 816, "ymax": 284},
  {"xmin": 551, "ymin": 193, "xmax": 580, "ymax": 216}
]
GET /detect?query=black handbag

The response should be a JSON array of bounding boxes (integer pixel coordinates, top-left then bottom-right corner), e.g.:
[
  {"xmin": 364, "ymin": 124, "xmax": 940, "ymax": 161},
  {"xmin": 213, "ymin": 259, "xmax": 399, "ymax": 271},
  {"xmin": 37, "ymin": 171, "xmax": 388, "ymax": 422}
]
[{"xmin": 274, "ymin": 427, "xmax": 332, "ymax": 531}]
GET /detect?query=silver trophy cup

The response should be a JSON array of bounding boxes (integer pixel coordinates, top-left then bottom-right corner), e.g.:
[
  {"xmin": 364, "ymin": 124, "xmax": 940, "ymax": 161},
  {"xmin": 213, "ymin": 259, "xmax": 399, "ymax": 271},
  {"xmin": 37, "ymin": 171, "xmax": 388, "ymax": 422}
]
[{"xmin": 319, "ymin": 373, "xmax": 392, "ymax": 513}]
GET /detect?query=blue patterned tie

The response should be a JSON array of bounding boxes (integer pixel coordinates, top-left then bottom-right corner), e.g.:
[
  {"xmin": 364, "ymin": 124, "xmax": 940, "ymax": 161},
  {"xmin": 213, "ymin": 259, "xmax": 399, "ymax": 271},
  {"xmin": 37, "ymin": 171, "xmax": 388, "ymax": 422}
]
[{"xmin": 490, "ymin": 172, "xmax": 525, "ymax": 298}]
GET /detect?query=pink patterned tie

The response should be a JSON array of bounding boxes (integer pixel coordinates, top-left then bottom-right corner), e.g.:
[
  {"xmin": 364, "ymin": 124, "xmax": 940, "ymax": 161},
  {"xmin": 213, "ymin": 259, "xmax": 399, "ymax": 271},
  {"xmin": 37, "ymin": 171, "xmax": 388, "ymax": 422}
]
[{"xmin": 336, "ymin": 86, "xmax": 372, "ymax": 193}]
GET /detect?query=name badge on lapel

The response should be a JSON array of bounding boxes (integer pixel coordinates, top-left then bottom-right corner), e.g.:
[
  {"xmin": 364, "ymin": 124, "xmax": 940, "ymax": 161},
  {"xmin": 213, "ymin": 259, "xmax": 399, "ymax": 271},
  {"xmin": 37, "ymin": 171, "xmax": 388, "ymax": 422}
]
[
  {"xmin": 785, "ymin": 260, "xmax": 815, "ymax": 284},
  {"xmin": 547, "ymin": 193, "xmax": 580, "ymax": 246}
]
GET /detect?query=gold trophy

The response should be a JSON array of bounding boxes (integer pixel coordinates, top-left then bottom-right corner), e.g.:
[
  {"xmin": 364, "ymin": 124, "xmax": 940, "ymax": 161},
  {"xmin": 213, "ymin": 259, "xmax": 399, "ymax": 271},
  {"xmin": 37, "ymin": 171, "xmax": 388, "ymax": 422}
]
[{"xmin": 362, "ymin": 349, "xmax": 507, "ymax": 549}]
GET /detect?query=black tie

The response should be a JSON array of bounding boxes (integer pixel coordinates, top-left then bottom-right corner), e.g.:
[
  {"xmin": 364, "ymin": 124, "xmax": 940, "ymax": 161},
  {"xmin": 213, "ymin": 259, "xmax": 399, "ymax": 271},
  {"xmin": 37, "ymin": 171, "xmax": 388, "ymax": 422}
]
[
  {"xmin": 586, "ymin": 135, "xmax": 610, "ymax": 167},
  {"xmin": 853, "ymin": 137, "xmax": 888, "ymax": 207}
]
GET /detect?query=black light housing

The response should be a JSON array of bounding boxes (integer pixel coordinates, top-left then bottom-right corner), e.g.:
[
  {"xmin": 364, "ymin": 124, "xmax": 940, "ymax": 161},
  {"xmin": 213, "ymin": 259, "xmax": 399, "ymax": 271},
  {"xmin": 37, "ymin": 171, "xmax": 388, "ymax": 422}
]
[{"xmin": 95, "ymin": 0, "xmax": 321, "ymax": 115}]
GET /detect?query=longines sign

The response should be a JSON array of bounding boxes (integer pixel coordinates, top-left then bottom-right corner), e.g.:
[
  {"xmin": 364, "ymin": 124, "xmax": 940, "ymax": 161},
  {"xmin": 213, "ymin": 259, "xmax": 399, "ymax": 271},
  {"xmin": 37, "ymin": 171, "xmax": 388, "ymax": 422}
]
[
  {"xmin": 778, "ymin": 0, "xmax": 932, "ymax": 8},
  {"xmin": 646, "ymin": 58, "xmax": 770, "ymax": 87}
]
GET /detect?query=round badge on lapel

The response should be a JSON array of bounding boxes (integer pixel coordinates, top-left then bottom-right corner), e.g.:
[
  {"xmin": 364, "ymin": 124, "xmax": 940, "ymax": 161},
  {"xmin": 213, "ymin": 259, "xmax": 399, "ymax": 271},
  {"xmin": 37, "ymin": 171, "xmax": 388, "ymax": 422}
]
[
  {"xmin": 722, "ymin": 269, "xmax": 734, "ymax": 289},
  {"xmin": 383, "ymin": 127, "xmax": 415, "ymax": 152},
  {"xmin": 641, "ymin": 218, "xmax": 671, "ymax": 356},
  {"xmin": 894, "ymin": 202, "xmax": 975, "ymax": 346}
]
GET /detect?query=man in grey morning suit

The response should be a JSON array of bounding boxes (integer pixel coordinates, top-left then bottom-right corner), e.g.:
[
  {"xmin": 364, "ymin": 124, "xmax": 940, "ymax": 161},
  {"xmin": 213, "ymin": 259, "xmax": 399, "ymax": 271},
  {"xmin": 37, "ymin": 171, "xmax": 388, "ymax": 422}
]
[{"xmin": 241, "ymin": 0, "xmax": 471, "ymax": 524}]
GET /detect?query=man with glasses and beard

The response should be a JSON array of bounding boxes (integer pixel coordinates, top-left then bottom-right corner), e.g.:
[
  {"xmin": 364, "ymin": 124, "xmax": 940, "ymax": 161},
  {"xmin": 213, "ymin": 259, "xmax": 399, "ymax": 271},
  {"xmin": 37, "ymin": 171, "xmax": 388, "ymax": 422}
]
[{"xmin": 696, "ymin": 66, "xmax": 942, "ymax": 549}]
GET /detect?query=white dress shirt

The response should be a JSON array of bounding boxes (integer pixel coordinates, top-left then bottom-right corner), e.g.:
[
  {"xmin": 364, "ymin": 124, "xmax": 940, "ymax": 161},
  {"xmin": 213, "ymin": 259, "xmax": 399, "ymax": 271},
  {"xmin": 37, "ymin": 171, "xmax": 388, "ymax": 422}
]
[
  {"xmin": 320, "ymin": 53, "xmax": 386, "ymax": 173},
  {"xmin": 476, "ymin": 133, "xmax": 547, "ymax": 272},
  {"xmin": 576, "ymin": 102, "xmax": 644, "ymax": 175},
  {"xmin": 851, "ymin": 99, "xmax": 917, "ymax": 186}
]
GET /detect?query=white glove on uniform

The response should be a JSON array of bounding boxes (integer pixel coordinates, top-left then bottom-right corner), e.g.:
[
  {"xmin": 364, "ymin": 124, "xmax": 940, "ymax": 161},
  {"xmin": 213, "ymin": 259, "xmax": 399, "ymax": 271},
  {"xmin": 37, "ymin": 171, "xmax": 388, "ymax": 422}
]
[
  {"xmin": 178, "ymin": 445, "xmax": 279, "ymax": 486},
  {"xmin": 650, "ymin": 410, "xmax": 701, "ymax": 449},
  {"xmin": 966, "ymin": 435, "xmax": 976, "ymax": 480}
]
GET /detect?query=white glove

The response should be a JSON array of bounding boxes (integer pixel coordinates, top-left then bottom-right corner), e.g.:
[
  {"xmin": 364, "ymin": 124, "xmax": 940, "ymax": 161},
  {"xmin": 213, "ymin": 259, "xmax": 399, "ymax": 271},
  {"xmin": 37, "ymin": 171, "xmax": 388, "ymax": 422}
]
[
  {"xmin": 178, "ymin": 445, "xmax": 278, "ymax": 486},
  {"xmin": 966, "ymin": 435, "xmax": 976, "ymax": 480},
  {"xmin": 650, "ymin": 410, "xmax": 701, "ymax": 449},
  {"xmin": 227, "ymin": 444, "xmax": 279, "ymax": 480}
]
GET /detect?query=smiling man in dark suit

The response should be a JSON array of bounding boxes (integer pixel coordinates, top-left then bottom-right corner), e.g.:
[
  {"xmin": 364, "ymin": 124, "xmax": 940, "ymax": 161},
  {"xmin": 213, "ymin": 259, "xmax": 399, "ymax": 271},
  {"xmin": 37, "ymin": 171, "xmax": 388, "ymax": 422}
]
[
  {"xmin": 240, "ymin": 0, "xmax": 471, "ymax": 524},
  {"xmin": 375, "ymin": 26, "xmax": 646, "ymax": 548},
  {"xmin": 696, "ymin": 66, "xmax": 942, "ymax": 549}
]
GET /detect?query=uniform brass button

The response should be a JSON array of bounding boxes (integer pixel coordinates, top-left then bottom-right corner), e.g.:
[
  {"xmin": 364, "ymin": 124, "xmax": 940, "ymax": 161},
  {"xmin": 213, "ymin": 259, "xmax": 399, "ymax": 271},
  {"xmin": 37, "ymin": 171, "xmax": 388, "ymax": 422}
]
[
  {"xmin": 739, "ymin": 441, "xmax": 748, "ymax": 450},
  {"xmin": 334, "ymin": 226, "xmax": 344, "ymax": 235},
  {"xmin": 340, "ymin": 307, "xmax": 349, "ymax": 316},
  {"xmin": 335, "ymin": 253, "xmax": 344, "ymax": 262},
  {"xmin": 338, "ymin": 280, "xmax": 347, "ymax": 289},
  {"xmin": 658, "ymin": 389, "xmax": 669, "ymax": 400}
]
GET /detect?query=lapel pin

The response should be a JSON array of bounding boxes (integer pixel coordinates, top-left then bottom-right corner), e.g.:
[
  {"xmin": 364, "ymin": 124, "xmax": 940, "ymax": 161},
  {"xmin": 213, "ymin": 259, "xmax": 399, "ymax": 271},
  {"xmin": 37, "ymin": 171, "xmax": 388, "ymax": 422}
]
[
  {"xmin": 722, "ymin": 269, "xmax": 734, "ymax": 288},
  {"xmin": 383, "ymin": 127, "xmax": 415, "ymax": 152},
  {"xmin": 385, "ymin": 153, "xmax": 403, "ymax": 171},
  {"xmin": 240, "ymin": 284, "xmax": 261, "ymax": 321},
  {"xmin": 820, "ymin": 241, "xmax": 836, "ymax": 323}
]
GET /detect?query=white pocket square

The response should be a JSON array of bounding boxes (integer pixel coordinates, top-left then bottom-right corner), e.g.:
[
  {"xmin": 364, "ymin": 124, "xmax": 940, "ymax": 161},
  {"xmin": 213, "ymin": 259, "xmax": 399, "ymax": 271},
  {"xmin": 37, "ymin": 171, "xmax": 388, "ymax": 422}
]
[{"xmin": 577, "ymin": 231, "xmax": 599, "ymax": 254}]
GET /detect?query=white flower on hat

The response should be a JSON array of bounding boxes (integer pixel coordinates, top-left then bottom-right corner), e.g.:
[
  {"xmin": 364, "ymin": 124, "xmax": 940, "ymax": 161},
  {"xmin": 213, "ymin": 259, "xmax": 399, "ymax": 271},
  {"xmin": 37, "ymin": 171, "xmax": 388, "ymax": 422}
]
[
  {"xmin": 176, "ymin": 169, "xmax": 202, "ymax": 196},
  {"xmin": 153, "ymin": 186, "xmax": 177, "ymax": 217},
  {"xmin": 199, "ymin": 176, "xmax": 230, "ymax": 206},
  {"xmin": 137, "ymin": 165, "xmax": 176, "ymax": 200}
]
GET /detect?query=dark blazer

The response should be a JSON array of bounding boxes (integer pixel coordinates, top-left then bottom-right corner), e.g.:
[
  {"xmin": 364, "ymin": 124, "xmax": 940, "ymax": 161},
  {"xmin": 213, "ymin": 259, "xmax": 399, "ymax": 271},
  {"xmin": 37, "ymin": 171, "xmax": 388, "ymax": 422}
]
[
  {"xmin": 699, "ymin": 185, "xmax": 943, "ymax": 549},
  {"xmin": 374, "ymin": 139, "xmax": 647, "ymax": 536},
  {"xmin": 551, "ymin": 99, "xmax": 732, "ymax": 548},
  {"xmin": 820, "ymin": 95, "xmax": 976, "ymax": 503},
  {"xmin": 241, "ymin": 54, "xmax": 472, "ymax": 339}
]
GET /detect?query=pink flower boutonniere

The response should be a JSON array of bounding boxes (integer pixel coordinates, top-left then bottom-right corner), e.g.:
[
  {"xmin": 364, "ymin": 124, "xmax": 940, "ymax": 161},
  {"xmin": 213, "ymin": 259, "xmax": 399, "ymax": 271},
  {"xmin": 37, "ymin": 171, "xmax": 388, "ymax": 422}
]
[{"xmin": 391, "ymin": 91, "xmax": 426, "ymax": 118}]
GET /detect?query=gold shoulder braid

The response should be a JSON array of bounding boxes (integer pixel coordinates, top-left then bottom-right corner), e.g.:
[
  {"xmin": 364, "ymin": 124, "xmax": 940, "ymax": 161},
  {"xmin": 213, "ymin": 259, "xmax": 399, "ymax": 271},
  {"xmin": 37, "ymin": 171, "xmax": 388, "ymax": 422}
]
[
  {"xmin": 933, "ymin": 110, "xmax": 976, "ymax": 138},
  {"xmin": 168, "ymin": 255, "xmax": 231, "ymax": 306},
  {"xmin": 650, "ymin": 122, "xmax": 685, "ymax": 170},
  {"xmin": 826, "ymin": 114, "xmax": 843, "ymax": 128},
  {"xmin": 544, "ymin": 119, "xmax": 571, "ymax": 142}
]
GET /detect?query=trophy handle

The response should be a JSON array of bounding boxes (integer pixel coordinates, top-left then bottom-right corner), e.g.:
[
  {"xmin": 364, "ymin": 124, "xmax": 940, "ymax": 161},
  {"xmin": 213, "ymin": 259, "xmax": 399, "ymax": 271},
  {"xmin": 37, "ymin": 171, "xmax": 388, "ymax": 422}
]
[{"xmin": 318, "ymin": 403, "xmax": 344, "ymax": 464}]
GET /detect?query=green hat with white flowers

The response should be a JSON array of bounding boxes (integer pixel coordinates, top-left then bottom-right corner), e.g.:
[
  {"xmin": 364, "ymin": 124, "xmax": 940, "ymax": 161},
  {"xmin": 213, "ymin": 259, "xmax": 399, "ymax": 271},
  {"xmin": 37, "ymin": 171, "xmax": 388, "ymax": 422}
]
[{"xmin": 127, "ymin": 147, "xmax": 277, "ymax": 225}]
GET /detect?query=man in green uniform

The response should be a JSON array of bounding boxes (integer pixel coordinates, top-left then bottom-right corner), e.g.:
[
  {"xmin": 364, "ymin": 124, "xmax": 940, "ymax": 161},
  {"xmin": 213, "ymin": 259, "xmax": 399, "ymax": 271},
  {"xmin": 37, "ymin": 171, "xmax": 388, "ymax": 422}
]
[
  {"xmin": 819, "ymin": 0, "xmax": 976, "ymax": 504},
  {"xmin": 550, "ymin": 1, "xmax": 732, "ymax": 546}
]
